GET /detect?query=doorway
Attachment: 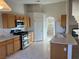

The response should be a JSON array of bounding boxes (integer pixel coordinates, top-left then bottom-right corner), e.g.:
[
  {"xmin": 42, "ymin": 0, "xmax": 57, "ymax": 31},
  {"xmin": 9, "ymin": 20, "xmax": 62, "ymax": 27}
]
[{"xmin": 43, "ymin": 16, "xmax": 55, "ymax": 42}]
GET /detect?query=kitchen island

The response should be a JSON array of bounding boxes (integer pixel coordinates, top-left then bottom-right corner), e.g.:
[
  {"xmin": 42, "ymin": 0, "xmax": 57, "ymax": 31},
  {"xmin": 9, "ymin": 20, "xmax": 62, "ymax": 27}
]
[{"xmin": 50, "ymin": 34, "xmax": 77, "ymax": 59}]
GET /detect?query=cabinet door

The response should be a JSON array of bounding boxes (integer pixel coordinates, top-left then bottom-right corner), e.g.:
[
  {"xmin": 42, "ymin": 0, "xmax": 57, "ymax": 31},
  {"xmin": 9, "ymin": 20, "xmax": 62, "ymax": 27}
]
[
  {"xmin": 28, "ymin": 17, "xmax": 31, "ymax": 27},
  {"xmin": 0, "ymin": 42, "xmax": 6, "ymax": 59},
  {"xmin": 7, "ymin": 14, "xmax": 15, "ymax": 28},
  {"xmin": 72, "ymin": 45, "xmax": 78, "ymax": 59},
  {"xmin": 61, "ymin": 15, "xmax": 66, "ymax": 28},
  {"xmin": 24, "ymin": 16, "xmax": 31, "ymax": 28},
  {"xmin": 50, "ymin": 43, "xmax": 68, "ymax": 59},
  {"xmin": 2, "ymin": 14, "xmax": 8, "ymax": 28},
  {"xmin": 15, "ymin": 15, "xmax": 19, "ymax": 20},
  {"xmin": 14, "ymin": 37, "xmax": 20, "ymax": 52},
  {"xmin": 2, "ymin": 14, "xmax": 15, "ymax": 28},
  {"xmin": 6, "ymin": 39, "xmax": 14, "ymax": 56}
]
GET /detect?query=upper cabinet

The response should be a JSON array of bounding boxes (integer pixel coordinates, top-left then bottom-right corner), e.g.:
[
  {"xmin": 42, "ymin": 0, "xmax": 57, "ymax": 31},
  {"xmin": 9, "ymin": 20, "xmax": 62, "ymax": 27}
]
[
  {"xmin": 15, "ymin": 15, "xmax": 24, "ymax": 20},
  {"xmin": 2, "ymin": 14, "xmax": 15, "ymax": 28},
  {"xmin": 24, "ymin": 16, "xmax": 31, "ymax": 28},
  {"xmin": 15, "ymin": 15, "xmax": 31, "ymax": 28},
  {"xmin": 61, "ymin": 15, "xmax": 66, "ymax": 28},
  {"xmin": 2, "ymin": 13, "xmax": 31, "ymax": 28}
]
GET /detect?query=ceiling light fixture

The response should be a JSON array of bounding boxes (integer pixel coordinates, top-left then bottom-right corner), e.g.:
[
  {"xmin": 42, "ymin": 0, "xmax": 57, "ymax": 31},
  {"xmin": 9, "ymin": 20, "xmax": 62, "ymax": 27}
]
[
  {"xmin": 0, "ymin": 5, "xmax": 3, "ymax": 9},
  {"xmin": 0, "ymin": 0, "xmax": 11, "ymax": 11}
]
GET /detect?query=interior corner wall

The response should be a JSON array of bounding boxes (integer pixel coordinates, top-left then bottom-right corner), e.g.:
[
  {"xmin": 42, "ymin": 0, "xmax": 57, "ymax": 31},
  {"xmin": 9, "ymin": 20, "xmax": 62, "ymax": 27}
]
[
  {"xmin": 66, "ymin": 0, "xmax": 69, "ymax": 34},
  {"xmin": 0, "ymin": 14, "xmax": 3, "ymax": 28}
]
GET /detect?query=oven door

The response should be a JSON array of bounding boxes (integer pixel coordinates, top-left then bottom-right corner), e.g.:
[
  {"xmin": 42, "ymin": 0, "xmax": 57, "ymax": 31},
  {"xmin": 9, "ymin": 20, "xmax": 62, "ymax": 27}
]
[{"xmin": 22, "ymin": 34, "xmax": 29, "ymax": 49}]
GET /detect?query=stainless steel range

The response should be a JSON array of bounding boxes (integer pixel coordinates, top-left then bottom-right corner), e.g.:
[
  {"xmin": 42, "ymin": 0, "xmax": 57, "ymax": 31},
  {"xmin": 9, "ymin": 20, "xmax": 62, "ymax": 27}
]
[{"xmin": 10, "ymin": 29, "xmax": 29, "ymax": 50}]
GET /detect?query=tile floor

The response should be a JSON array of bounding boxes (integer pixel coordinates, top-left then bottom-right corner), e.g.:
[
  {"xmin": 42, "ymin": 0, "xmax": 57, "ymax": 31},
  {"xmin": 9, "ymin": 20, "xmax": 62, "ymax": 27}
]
[{"xmin": 6, "ymin": 41, "xmax": 50, "ymax": 59}]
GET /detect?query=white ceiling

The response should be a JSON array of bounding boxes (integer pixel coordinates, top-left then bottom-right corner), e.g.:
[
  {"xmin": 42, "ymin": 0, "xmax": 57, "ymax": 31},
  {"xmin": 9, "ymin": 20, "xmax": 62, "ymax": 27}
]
[{"xmin": 6, "ymin": 0, "xmax": 65, "ymax": 4}]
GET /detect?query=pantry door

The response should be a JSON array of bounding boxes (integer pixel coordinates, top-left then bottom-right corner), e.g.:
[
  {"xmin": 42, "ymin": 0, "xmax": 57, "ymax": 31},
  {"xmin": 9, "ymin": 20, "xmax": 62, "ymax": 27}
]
[{"xmin": 34, "ymin": 13, "xmax": 43, "ymax": 42}]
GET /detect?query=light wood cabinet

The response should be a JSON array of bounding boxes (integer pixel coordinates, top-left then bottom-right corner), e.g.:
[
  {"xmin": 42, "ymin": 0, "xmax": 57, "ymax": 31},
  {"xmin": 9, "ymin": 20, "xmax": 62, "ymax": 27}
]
[
  {"xmin": 50, "ymin": 43, "xmax": 68, "ymax": 59},
  {"xmin": 6, "ymin": 39, "xmax": 14, "ymax": 56},
  {"xmin": 24, "ymin": 16, "xmax": 29, "ymax": 27},
  {"xmin": 72, "ymin": 45, "xmax": 79, "ymax": 59},
  {"xmin": 24, "ymin": 16, "xmax": 31, "ymax": 28},
  {"xmin": 2, "ymin": 14, "xmax": 8, "ymax": 28},
  {"xmin": 2, "ymin": 13, "xmax": 31, "ymax": 28},
  {"xmin": 7, "ymin": 14, "xmax": 15, "ymax": 28},
  {"xmin": 0, "ymin": 42, "xmax": 6, "ymax": 59},
  {"xmin": 14, "ymin": 37, "xmax": 20, "ymax": 52},
  {"xmin": 29, "ymin": 17, "xmax": 31, "ymax": 27},
  {"xmin": 15, "ymin": 15, "xmax": 31, "ymax": 28},
  {"xmin": 2, "ymin": 14, "xmax": 15, "ymax": 28},
  {"xmin": 15, "ymin": 15, "xmax": 24, "ymax": 20},
  {"xmin": 61, "ymin": 15, "xmax": 66, "ymax": 28},
  {"xmin": 0, "ymin": 36, "xmax": 20, "ymax": 58},
  {"xmin": 15, "ymin": 15, "xmax": 31, "ymax": 27},
  {"xmin": 28, "ymin": 32, "xmax": 34, "ymax": 43}
]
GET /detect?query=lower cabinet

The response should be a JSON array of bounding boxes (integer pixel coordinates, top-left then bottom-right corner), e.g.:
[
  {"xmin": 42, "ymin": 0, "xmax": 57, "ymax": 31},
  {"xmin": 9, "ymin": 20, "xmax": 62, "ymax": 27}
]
[
  {"xmin": 6, "ymin": 37, "xmax": 20, "ymax": 56},
  {"xmin": 0, "ymin": 36, "xmax": 20, "ymax": 58},
  {"xmin": 50, "ymin": 43, "xmax": 68, "ymax": 59},
  {"xmin": 14, "ymin": 37, "xmax": 20, "ymax": 52},
  {"xmin": 0, "ymin": 37, "xmax": 21, "ymax": 59},
  {"xmin": 72, "ymin": 45, "xmax": 79, "ymax": 59},
  {"xmin": 0, "ymin": 42, "xmax": 6, "ymax": 59},
  {"xmin": 6, "ymin": 39, "xmax": 14, "ymax": 56}
]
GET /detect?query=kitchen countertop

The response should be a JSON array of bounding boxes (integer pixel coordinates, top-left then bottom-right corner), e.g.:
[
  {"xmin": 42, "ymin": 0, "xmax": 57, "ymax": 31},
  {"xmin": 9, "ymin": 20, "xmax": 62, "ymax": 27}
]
[
  {"xmin": 0, "ymin": 34, "xmax": 20, "ymax": 42},
  {"xmin": 50, "ymin": 34, "xmax": 77, "ymax": 45}
]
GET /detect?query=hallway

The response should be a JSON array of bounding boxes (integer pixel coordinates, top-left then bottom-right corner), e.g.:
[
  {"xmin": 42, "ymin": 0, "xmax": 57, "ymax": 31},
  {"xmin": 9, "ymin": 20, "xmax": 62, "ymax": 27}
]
[{"xmin": 6, "ymin": 42, "xmax": 50, "ymax": 59}]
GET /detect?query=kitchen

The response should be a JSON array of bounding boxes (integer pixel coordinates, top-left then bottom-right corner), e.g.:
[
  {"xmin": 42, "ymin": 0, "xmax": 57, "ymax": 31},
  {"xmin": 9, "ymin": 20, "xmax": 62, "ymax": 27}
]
[
  {"xmin": 0, "ymin": 0, "xmax": 34, "ymax": 57},
  {"xmin": 0, "ymin": 0, "xmax": 79, "ymax": 59},
  {"xmin": 0, "ymin": 13, "xmax": 34, "ymax": 58}
]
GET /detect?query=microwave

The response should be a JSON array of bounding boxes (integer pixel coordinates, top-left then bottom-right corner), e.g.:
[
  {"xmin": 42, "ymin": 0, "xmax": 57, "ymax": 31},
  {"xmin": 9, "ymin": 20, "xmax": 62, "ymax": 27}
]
[{"xmin": 16, "ymin": 20, "xmax": 24, "ymax": 27}]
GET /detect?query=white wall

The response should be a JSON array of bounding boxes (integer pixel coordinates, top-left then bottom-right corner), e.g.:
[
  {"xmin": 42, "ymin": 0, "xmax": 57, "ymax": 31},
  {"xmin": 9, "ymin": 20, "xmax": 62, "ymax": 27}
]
[
  {"xmin": 43, "ymin": 1, "xmax": 66, "ymax": 23},
  {"xmin": 6, "ymin": 1, "xmax": 25, "ymax": 15},
  {"xmin": 72, "ymin": 0, "xmax": 79, "ymax": 22}
]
